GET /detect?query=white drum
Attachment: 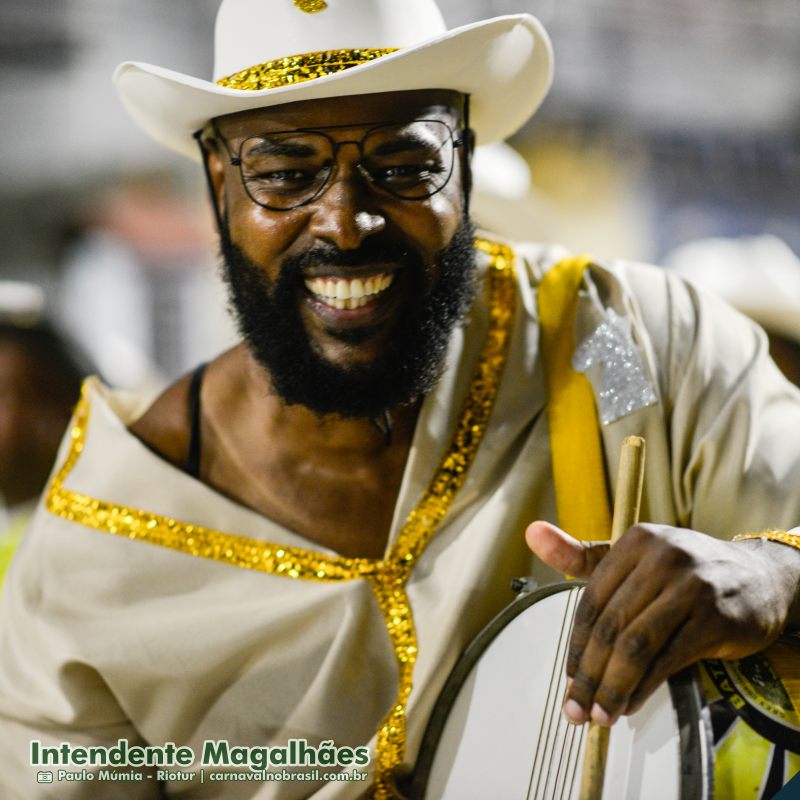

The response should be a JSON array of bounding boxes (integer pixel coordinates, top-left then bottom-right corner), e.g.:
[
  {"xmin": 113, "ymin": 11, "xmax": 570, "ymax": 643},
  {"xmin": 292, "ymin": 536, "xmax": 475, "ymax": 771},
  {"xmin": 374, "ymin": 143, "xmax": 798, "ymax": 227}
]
[{"xmin": 412, "ymin": 582, "xmax": 712, "ymax": 800}]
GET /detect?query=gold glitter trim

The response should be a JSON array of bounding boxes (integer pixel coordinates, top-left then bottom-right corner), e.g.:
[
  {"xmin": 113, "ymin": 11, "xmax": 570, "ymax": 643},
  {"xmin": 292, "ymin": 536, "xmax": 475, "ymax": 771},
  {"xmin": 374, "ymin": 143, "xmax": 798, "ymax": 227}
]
[
  {"xmin": 293, "ymin": 0, "xmax": 328, "ymax": 12},
  {"xmin": 45, "ymin": 238, "xmax": 516, "ymax": 796},
  {"xmin": 216, "ymin": 48, "xmax": 398, "ymax": 91},
  {"xmin": 733, "ymin": 530, "xmax": 799, "ymax": 551}
]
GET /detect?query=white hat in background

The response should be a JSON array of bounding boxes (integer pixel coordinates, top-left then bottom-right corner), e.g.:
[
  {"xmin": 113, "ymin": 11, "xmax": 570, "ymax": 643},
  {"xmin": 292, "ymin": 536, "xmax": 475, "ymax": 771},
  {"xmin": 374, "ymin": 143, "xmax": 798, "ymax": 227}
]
[
  {"xmin": 665, "ymin": 235, "xmax": 800, "ymax": 344},
  {"xmin": 472, "ymin": 142, "xmax": 532, "ymax": 201},
  {"xmin": 114, "ymin": 0, "xmax": 553, "ymax": 160},
  {"xmin": 0, "ymin": 282, "xmax": 45, "ymax": 329}
]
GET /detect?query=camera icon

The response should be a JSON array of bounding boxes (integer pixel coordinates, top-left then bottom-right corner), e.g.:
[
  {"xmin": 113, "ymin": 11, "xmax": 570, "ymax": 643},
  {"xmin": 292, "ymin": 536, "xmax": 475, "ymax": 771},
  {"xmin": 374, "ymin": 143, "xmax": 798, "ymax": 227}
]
[{"xmin": 37, "ymin": 771, "xmax": 54, "ymax": 783}]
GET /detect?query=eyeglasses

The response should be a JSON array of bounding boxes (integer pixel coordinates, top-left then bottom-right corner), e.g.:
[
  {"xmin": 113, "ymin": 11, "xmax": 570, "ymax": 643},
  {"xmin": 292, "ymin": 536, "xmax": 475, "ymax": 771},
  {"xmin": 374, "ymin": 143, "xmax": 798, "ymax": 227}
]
[{"xmin": 210, "ymin": 119, "xmax": 466, "ymax": 211}]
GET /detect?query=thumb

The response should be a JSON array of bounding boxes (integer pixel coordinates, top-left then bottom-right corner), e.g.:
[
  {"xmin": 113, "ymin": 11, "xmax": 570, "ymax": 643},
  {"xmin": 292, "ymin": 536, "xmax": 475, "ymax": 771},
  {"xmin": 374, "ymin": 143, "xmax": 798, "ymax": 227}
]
[{"xmin": 524, "ymin": 520, "xmax": 610, "ymax": 578}]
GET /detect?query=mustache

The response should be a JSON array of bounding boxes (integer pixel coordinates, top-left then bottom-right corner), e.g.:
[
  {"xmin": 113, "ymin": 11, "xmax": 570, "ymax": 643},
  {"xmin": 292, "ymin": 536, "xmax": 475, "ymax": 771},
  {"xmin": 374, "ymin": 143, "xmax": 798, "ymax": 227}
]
[{"xmin": 282, "ymin": 242, "xmax": 419, "ymax": 274}]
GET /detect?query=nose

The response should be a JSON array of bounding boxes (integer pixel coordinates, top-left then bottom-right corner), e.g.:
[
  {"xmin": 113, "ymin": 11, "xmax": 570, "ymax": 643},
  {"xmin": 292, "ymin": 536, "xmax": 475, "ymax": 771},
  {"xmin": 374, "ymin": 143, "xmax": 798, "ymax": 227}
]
[{"xmin": 306, "ymin": 152, "xmax": 386, "ymax": 251}]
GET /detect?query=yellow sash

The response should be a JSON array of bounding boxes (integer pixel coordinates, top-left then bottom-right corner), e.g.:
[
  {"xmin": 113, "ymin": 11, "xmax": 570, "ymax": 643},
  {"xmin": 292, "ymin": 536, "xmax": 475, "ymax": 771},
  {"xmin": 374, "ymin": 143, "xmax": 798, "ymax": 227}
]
[{"xmin": 537, "ymin": 255, "xmax": 611, "ymax": 540}]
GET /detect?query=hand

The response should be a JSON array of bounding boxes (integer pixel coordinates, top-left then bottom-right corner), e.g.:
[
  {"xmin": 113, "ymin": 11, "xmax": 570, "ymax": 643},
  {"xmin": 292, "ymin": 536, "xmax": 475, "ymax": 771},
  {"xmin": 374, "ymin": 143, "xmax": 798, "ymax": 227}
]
[{"xmin": 524, "ymin": 521, "xmax": 799, "ymax": 726}]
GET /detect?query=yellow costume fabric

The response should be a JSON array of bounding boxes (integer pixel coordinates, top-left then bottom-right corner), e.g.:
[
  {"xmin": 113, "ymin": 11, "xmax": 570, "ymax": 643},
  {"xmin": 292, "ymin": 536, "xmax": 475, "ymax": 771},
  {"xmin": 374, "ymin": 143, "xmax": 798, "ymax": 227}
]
[{"xmin": 537, "ymin": 253, "xmax": 611, "ymax": 540}]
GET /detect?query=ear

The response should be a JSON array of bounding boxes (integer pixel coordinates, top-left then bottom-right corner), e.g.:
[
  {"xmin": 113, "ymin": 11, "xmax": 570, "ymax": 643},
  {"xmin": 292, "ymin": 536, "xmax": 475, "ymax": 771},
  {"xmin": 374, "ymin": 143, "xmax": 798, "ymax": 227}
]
[
  {"xmin": 195, "ymin": 130, "xmax": 228, "ymax": 232},
  {"xmin": 208, "ymin": 151, "xmax": 227, "ymax": 217}
]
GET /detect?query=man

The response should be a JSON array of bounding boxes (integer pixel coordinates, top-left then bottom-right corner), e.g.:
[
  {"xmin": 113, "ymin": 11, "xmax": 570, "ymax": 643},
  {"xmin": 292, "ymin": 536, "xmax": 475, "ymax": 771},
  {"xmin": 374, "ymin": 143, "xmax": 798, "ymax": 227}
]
[
  {"xmin": 0, "ymin": 283, "xmax": 86, "ymax": 585},
  {"xmin": 1, "ymin": 1, "xmax": 799, "ymax": 798}
]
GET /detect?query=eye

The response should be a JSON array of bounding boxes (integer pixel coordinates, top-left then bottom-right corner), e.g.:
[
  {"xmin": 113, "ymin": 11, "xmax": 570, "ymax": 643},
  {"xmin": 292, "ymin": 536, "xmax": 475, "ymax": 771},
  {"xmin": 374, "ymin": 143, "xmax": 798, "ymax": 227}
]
[
  {"xmin": 245, "ymin": 164, "xmax": 331, "ymax": 195},
  {"xmin": 252, "ymin": 169, "xmax": 314, "ymax": 184},
  {"xmin": 372, "ymin": 162, "xmax": 446, "ymax": 185}
]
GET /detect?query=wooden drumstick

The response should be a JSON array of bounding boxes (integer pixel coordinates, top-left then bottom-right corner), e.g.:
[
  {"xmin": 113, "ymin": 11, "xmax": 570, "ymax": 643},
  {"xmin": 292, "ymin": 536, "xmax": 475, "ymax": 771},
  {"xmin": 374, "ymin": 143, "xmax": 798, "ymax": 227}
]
[{"xmin": 578, "ymin": 435, "xmax": 646, "ymax": 800}]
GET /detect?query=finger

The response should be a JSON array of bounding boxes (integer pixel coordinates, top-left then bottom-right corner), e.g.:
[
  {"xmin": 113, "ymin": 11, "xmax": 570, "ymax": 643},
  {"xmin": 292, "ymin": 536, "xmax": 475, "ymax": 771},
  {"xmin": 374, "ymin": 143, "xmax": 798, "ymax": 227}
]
[
  {"xmin": 564, "ymin": 561, "xmax": 675, "ymax": 722},
  {"xmin": 564, "ymin": 526, "xmax": 659, "ymax": 683},
  {"xmin": 622, "ymin": 582, "xmax": 760, "ymax": 717},
  {"xmin": 524, "ymin": 520, "xmax": 610, "ymax": 578},
  {"xmin": 580, "ymin": 588, "xmax": 694, "ymax": 724},
  {"xmin": 624, "ymin": 619, "xmax": 704, "ymax": 716}
]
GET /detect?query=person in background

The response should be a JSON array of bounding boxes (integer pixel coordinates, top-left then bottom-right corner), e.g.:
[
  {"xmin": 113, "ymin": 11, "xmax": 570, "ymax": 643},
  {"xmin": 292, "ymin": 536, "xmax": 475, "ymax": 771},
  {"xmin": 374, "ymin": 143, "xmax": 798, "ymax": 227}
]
[{"xmin": 0, "ymin": 282, "xmax": 88, "ymax": 584}]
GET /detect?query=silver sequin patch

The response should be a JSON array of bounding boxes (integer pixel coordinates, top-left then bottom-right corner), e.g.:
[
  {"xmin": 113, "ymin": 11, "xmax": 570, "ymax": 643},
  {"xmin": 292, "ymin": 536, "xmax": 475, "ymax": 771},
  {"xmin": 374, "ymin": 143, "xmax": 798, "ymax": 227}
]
[{"xmin": 573, "ymin": 309, "xmax": 657, "ymax": 424}]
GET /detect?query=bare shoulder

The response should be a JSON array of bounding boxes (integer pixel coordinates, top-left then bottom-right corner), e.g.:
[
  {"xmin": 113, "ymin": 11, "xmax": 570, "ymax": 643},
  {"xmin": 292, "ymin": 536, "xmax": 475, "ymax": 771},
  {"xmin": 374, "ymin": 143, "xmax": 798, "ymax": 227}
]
[
  {"xmin": 128, "ymin": 369, "xmax": 197, "ymax": 470},
  {"xmin": 128, "ymin": 346, "xmax": 251, "ymax": 471}
]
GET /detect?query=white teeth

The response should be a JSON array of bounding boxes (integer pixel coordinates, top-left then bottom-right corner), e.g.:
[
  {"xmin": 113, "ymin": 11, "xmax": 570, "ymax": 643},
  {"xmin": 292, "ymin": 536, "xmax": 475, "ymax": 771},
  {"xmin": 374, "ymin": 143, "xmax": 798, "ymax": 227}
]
[{"xmin": 304, "ymin": 273, "xmax": 395, "ymax": 308}]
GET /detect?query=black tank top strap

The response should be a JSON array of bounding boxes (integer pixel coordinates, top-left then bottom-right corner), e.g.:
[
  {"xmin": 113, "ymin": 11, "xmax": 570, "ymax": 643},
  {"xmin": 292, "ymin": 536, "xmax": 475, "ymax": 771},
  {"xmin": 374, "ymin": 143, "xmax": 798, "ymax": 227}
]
[{"xmin": 185, "ymin": 362, "xmax": 208, "ymax": 479}]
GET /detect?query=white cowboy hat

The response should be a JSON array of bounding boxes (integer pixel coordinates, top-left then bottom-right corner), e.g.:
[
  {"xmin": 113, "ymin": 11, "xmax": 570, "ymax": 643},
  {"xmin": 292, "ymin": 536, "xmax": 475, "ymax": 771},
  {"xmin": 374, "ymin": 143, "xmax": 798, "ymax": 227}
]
[
  {"xmin": 665, "ymin": 235, "xmax": 800, "ymax": 344},
  {"xmin": 114, "ymin": 0, "xmax": 553, "ymax": 161}
]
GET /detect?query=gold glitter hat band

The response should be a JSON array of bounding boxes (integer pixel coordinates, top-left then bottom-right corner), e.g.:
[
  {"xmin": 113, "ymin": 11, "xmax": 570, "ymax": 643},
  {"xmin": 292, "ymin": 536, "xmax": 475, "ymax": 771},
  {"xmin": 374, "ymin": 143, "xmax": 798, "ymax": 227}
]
[{"xmin": 216, "ymin": 48, "xmax": 399, "ymax": 92}]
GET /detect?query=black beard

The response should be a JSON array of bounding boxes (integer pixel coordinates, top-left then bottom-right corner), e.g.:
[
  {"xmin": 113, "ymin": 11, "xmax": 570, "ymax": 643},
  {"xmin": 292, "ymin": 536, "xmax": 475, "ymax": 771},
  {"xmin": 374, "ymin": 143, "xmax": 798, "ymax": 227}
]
[{"xmin": 219, "ymin": 221, "xmax": 478, "ymax": 418}]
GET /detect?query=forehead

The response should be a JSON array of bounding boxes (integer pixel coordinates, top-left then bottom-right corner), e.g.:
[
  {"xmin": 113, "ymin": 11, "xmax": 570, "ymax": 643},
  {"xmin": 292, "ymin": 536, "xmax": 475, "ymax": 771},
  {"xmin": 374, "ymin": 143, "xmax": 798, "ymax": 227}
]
[{"xmin": 214, "ymin": 89, "xmax": 463, "ymax": 138}]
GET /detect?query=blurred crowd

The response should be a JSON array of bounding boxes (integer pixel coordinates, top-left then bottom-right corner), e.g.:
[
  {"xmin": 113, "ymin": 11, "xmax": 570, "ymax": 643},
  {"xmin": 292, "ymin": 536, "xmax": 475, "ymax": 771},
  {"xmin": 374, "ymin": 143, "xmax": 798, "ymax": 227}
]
[{"xmin": 0, "ymin": 283, "xmax": 88, "ymax": 580}]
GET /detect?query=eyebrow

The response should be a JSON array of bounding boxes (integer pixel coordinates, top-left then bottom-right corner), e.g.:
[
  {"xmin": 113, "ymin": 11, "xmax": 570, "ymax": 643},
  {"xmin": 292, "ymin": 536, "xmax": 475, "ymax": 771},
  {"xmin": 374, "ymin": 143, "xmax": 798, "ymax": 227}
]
[
  {"xmin": 246, "ymin": 139, "xmax": 320, "ymax": 158},
  {"xmin": 370, "ymin": 135, "xmax": 439, "ymax": 157}
]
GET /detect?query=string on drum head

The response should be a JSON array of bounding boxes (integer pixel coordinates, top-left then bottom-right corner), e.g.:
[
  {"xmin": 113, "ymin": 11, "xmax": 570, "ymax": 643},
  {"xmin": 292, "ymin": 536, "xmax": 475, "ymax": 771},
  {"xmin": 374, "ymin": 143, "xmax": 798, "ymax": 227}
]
[{"xmin": 527, "ymin": 586, "xmax": 586, "ymax": 799}]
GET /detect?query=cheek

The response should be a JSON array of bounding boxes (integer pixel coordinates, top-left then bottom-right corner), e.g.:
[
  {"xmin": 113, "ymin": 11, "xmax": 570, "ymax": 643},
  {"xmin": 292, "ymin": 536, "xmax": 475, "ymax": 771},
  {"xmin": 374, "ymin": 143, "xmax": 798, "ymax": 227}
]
[
  {"xmin": 396, "ymin": 190, "xmax": 463, "ymax": 264},
  {"xmin": 427, "ymin": 190, "xmax": 463, "ymax": 239},
  {"xmin": 226, "ymin": 191, "xmax": 308, "ymax": 265}
]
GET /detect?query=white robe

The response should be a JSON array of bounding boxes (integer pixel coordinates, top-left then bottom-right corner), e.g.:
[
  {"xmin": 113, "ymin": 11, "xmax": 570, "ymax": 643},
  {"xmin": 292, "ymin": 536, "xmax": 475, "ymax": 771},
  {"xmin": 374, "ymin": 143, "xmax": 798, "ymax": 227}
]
[{"xmin": 2, "ymin": 243, "xmax": 800, "ymax": 799}]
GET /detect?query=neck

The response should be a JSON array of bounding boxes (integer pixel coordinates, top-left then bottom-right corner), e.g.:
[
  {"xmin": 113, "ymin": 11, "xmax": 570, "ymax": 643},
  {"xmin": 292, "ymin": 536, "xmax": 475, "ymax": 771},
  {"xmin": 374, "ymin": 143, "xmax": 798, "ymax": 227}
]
[
  {"xmin": 198, "ymin": 345, "xmax": 419, "ymax": 558},
  {"xmin": 238, "ymin": 346, "xmax": 419, "ymax": 455}
]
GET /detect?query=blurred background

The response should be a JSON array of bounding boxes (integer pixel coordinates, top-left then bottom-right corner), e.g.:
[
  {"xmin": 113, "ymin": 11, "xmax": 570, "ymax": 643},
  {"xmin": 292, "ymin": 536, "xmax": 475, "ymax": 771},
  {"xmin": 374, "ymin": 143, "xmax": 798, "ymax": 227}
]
[{"xmin": 1, "ymin": 0, "xmax": 799, "ymax": 389}]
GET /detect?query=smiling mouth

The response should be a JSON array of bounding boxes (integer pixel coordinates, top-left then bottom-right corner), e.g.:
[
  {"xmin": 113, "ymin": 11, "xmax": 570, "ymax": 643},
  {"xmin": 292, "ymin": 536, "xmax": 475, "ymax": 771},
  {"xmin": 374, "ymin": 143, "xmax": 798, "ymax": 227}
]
[{"xmin": 303, "ymin": 273, "xmax": 395, "ymax": 310}]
